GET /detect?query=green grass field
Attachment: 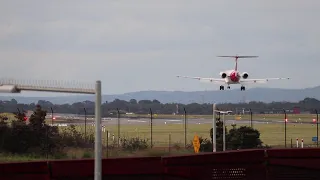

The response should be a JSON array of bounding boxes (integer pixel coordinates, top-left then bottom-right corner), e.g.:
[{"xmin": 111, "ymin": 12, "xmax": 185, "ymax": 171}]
[
  {"xmin": 1, "ymin": 119, "xmax": 319, "ymax": 162},
  {"xmin": 2, "ymin": 111, "xmax": 318, "ymax": 146},
  {"xmin": 62, "ymin": 123, "xmax": 319, "ymax": 147}
]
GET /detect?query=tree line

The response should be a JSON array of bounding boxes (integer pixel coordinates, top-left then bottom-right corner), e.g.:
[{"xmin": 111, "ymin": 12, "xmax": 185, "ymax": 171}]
[{"xmin": 0, "ymin": 97, "xmax": 319, "ymax": 116}]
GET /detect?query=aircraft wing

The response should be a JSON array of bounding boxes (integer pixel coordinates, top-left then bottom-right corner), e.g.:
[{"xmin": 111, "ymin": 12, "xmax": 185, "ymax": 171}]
[
  {"xmin": 176, "ymin": 75, "xmax": 225, "ymax": 84},
  {"xmin": 240, "ymin": 77, "xmax": 290, "ymax": 84}
]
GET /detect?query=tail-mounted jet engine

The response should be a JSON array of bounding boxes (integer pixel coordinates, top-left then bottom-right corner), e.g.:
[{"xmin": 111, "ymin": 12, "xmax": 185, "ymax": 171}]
[{"xmin": 242, "ymin": 72, "xmax": 249, "ymax": 79}]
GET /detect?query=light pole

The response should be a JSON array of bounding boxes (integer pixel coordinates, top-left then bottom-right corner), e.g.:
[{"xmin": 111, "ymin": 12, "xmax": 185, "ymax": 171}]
[
  {"xmin": 249, "ymin": 108, "xmax": 253, "ymax": 127},
  {"xmin": 50, "ymin": 107, "xmax": 54, "ymax": 125},
  {"xmin": 183, "ymin": 107, "xmax": 187, "ymax": 148},
  {"xmin": 150, "ymin": 108, "xmax": 153, "ymax": 148},
  {"xmin": 283, "ymin": 109, "xmax": 287, "ymax": 148},
  {"xmin": 315, "ymin": 109, "xmax": 319, "ymax": 147},
  {"xmin": 215, "ymin": 110, "xmax": 230, "ymax": 151},
  {"xmin": 0, "ymin": 79, "xmax": 101, "ymax": 180},
  {"xmin": 223, "ymin": 113, "xmax": 226, "ymax": 151},
  {"xmin": 212, "ymin": 104, "xmax": 216, "ymax": 152},
  {"xmin": 84, "ymin": 108, "xmax": 87, "ymax": 141},
  {"xmin": 94, "ymin": 81, "xmax": 102, "ymax": 180},
  {"xmin": 116, "ymin": 108, "xmax": 120, "ymax": 147}
]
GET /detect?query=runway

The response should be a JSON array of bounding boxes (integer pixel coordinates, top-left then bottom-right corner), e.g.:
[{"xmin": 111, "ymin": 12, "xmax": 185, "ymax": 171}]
[
  {"xmin": 50, "ymin": 117, "xmax": 312, "ymax": 126},
  {"xmin": 46, "ymin": 113, "xmax": 315, "ymax": 126}
]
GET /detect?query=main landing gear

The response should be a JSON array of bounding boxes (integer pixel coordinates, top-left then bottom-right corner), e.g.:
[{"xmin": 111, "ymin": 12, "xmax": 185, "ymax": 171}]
[
  {"xmin": 219, "ymin": 85, "xmax": 246, "ymax": 91},
  {"xmin": 219, "ymin": 86, "xmax": 230, "ymax": 90}
]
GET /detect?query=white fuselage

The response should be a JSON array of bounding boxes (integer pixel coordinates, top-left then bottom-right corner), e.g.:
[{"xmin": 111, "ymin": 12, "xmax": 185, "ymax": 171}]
[{"xmin": 219, "ymin": 70, "xmax": 248, "ymax": 85}]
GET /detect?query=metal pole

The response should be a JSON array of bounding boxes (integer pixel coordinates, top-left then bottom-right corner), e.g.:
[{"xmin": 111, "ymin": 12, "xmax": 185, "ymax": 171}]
[
  {"xmin": 283, "ymin": 109, "xmax": 287, "ymax": 148},
  {"xmin": 16, "ymin": 108, "xmax": 21, "ymax": 120},
  {"xmin": 316, "ymin": 109, "xmax": 318, "ymax": 147},
  {"xmin": 94, "ymin": 80, "xmax": 102, "ymax": 180},
  {"xmin": 116, "ymin": 108, "xmax": 120, "ymax": 147},
  {"xmin": 169, "ymin": 133, "xmax": 171, "ymax": 154},
  {"xmin": 212, "ymin": 104, "xmax": 216, "ymax": 152},
  {"xmin": 249, "ymin": 108, "xmax": 253, "ymax": 127},
  {"xmin": 46, "ymin": 125, "xmax": 49, "ymax": 159},
  {"xmin": 223, "ymin": 113, "xmax": 226, "ymax": 151},
  {"xmin": 106, "ymin": 130, "xmax": 109, "ymax": 158},
  {"xmin": 183, "ymin": 107, "xmax": 187, "ymax": 148},
  {"xmin": 84, "ymin": 108, "xmax": 87, "ymax": 141},
  {"xmin": 50, "ymin": 107, "xmax": 53, "ymax": 125},
  {"xmin": 150, "ymin": 108, "xmax": 153, "ymax": 148}
]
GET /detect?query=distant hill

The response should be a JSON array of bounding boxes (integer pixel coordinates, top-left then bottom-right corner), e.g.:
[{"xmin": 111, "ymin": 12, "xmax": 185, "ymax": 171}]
[{"xmin": 0, "ymin": 86, "xmax": 320, "ymax": 104}]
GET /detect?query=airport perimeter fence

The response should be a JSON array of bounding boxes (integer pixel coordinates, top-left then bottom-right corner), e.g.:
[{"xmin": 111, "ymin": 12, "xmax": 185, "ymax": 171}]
[{"xmin": 0, "ymin": 106, "xmax": 319, "ymax": 161}]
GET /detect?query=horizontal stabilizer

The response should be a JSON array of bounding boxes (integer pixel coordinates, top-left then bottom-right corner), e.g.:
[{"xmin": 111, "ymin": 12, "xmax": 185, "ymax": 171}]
[{"xmin": 217, "ymin": 55, "xmax": 258, "ymax": 58}]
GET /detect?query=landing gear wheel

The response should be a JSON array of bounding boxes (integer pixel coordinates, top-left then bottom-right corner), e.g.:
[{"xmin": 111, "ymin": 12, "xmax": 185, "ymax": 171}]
[
  {"xmin": 219, "ymin": 86, "xmax": 224, "ymax": 90},
  {"xmin": 240, "ymin": 86, "xmax": 246, "ymax": 91},
  {"xmin": 227, "ymin": 86, "xmax": 230, "ymax": 89}
]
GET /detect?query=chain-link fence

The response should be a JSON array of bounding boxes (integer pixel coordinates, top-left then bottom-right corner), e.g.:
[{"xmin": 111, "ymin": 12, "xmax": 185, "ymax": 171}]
[{"xmin": 0, "ymin": 106, "xmax": 319, "ymax": 161}]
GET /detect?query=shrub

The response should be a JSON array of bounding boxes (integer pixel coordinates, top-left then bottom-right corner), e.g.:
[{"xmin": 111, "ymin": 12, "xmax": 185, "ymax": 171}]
[
  {"xmin": 82, "ymin": 151, "xmax": 93, "ymax": 158},
  {"xmin": 3, "ymin": 121, "xmax": 31, "ymax": 153},
  {"xmin": 0, "ymin": 105, "xmax": 94, "ymax": 156},
  {"xmin": 199, "ymin": 137, "xmax": 213, "ymax": 152},
  {"xmin": 227, "ymin": 125, "xmax": 263, "ymax": 150},
  {"xmin": 59, "ymin": 125, "xmax": 94, "ymax": 148},
  {"xmin": 120, "ymin": 137, "xmax": 149, "ymax": 152},
  {"xmin": 172, "ymin": 143, "xmax": 182, "ymax": 150},
  {"xmin": 210, "ymin": 124, "xmax": 264, "ymax": 151}
]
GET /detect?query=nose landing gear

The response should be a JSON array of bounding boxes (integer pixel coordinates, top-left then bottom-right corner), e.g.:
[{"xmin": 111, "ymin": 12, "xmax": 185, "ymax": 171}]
[{"xmin": 240, "ymin": 86, "xmax": 246, "ymax": 91}]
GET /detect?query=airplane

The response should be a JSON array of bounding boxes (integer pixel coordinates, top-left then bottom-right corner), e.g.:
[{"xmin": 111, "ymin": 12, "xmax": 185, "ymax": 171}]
[
  {"xmin": 176, "ymin": 55, "xmax": 290, "ymax": 91},
  {"xmin": 214, "ymin": 110, "xmax": 232, "ymax": 114}
]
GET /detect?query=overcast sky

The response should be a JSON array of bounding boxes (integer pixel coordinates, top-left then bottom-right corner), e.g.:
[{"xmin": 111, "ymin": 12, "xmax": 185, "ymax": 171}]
[{"xmin": 0, "ymin": 0, "xmax": 319, "ymax": 96}]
